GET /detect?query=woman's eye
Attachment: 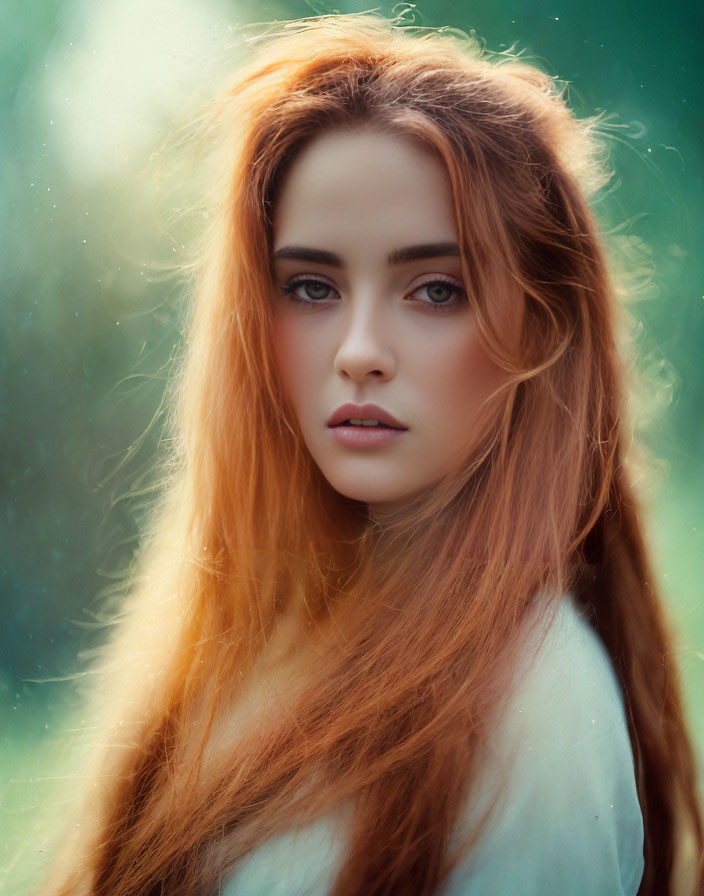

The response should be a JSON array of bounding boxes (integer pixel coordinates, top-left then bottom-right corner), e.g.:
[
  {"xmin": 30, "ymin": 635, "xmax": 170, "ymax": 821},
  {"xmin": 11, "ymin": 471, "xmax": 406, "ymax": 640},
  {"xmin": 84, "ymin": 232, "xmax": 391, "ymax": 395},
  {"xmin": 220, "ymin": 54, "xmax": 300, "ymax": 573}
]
[
  {"xmin": 282, "ymin": 278, "xmax": 338, "ymax": 303},
  {"xmin": 410, "ymin": 279, "xmax": 466, "ymax": 309},
  {"xmin": 280, "ymin": 277, "xmax": 465, "ymax": 308}
]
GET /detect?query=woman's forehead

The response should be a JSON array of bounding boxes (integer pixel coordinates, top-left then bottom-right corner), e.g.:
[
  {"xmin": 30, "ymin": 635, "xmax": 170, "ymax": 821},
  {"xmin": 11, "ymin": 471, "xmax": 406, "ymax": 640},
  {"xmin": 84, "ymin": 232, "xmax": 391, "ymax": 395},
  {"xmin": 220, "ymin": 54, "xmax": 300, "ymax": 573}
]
[{"xmin": 272, "ymin": 128, "xmax": 458, "ymax": 258}]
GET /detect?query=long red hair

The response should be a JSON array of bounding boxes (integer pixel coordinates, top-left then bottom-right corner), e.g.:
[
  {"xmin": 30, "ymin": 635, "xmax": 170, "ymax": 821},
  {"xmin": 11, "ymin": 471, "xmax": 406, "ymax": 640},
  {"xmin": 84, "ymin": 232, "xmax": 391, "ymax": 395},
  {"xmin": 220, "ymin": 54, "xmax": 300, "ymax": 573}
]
[{"xmin": 42, "ymin": 14, "xmax": 703, "ymax": 895}]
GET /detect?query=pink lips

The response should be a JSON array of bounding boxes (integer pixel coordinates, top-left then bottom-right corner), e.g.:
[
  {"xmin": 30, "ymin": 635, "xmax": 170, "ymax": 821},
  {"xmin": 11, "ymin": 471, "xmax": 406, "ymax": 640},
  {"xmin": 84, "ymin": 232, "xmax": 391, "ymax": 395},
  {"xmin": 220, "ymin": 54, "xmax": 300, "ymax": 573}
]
[
  {"xmin": 327, "ymin": 403, "xmax": 407, "ymax": 448},
  {"xmin": 327, "ymin": 403, "xmax": 406, "ymax": 429}
]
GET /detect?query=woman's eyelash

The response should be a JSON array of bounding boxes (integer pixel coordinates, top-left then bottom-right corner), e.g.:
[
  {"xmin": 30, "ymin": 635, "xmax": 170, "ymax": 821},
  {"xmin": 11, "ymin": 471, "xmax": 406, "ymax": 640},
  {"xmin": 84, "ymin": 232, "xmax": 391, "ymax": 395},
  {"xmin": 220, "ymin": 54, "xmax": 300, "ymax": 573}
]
[
  {"xmin": 410, "ymin": 279, "xmax": 467, "ymax": 310},
  {"xmin": 281, "ymin": 277, "xmax": 338, "ymax": 303},
  {"xmin": 280, "ymin": 276, "xmax": 467, "ymax": 308}
]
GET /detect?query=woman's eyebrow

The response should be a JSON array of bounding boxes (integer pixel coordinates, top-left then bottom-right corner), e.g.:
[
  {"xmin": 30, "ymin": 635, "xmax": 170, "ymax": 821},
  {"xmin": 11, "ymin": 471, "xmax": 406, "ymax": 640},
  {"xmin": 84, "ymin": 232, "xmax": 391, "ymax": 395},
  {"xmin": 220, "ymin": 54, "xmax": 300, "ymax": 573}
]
[
  {"xmin": 272, "ymin": 242, "xmax": 460, "ymax": 266},
  {"xmin": 388, "ymin": 242, "xmax": 460, "ymax": 264}
]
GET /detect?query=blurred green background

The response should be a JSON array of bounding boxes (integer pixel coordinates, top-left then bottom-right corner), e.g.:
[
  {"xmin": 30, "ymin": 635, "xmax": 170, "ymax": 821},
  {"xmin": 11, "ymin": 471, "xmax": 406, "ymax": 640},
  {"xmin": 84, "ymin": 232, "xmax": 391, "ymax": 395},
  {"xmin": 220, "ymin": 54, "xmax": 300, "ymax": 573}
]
[{"xmin": 1, "ymin": 0, "xmax": 702, "ymax": 889}]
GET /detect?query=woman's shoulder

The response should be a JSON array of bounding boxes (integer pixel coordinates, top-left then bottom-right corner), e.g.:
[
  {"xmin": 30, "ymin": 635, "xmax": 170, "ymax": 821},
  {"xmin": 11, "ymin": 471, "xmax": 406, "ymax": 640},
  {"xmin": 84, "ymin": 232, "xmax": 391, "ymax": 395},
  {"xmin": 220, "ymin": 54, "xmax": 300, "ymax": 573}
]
[
  {"xmin": 501, "ymin": 593, "xmax": 632, "ymax": 751},
  {"xmin": 446, "ymin": 593, "xmax": 645, "ymax": 896},
  {"xmin": 222, "ymin": 595, "xmax": 645, "ymax": 896}
]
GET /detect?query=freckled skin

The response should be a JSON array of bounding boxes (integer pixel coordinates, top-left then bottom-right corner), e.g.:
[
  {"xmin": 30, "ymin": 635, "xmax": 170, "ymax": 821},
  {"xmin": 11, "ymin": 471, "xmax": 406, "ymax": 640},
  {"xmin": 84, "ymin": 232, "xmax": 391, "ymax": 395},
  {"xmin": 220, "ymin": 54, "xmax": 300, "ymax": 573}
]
[{"xmin": 271, "ymin": 128, "xmax": 504, "ymax": 514}]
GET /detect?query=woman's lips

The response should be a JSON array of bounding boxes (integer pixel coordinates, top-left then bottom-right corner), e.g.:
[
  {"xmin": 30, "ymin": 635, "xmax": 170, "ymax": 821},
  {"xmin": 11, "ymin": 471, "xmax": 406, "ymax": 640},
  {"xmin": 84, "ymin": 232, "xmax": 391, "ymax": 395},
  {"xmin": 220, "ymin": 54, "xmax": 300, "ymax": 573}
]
[
  {"xmin": 327, "ymin": 402, "xmax": 406, "ymax": 429},
  {"xmin": 328, "ymin": 424, "xmax": 406, "ymax": 448}
]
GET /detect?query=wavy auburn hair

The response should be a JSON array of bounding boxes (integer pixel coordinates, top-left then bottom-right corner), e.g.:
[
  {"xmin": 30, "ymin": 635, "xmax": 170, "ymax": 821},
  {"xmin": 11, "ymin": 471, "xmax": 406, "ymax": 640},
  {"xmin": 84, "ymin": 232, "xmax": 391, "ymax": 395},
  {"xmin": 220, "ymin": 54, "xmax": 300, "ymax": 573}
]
[{"xmin": 43, "ymin": 14, "xmax": 702, "ymax": 896}]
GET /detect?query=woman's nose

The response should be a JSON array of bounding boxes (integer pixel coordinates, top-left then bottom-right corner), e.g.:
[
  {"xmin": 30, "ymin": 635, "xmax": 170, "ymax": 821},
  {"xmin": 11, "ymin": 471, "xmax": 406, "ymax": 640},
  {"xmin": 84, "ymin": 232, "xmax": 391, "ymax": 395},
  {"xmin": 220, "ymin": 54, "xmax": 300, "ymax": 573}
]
[{"xmin": 333, "ymin": 299, "xmax": 396, "ymax": 383}]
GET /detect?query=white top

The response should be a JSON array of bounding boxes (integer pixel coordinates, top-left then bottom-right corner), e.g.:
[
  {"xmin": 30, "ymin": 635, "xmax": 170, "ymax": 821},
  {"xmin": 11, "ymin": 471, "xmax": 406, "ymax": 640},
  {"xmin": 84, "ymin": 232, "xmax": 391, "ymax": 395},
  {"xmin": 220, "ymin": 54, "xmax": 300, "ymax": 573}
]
[{"xmin": 221, "ymin": 594, "xmax": 644, "ymax": 895}]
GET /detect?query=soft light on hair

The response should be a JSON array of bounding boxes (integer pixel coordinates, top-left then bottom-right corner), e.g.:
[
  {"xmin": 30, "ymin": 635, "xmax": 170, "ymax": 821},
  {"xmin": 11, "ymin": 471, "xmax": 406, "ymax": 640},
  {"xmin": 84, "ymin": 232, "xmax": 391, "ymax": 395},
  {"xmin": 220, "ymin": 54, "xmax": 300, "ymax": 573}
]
[{"xmin": 41, "ymin": 14, "xmax": 703, "ymax": 896}]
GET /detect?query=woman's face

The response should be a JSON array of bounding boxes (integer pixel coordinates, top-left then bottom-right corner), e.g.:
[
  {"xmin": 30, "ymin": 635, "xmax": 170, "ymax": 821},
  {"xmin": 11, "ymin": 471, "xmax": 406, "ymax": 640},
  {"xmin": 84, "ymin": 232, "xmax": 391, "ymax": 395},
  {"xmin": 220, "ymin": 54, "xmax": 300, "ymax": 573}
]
[{"xmin": 271, "ymin": 127, "xmax": 504, "ymax": 514}]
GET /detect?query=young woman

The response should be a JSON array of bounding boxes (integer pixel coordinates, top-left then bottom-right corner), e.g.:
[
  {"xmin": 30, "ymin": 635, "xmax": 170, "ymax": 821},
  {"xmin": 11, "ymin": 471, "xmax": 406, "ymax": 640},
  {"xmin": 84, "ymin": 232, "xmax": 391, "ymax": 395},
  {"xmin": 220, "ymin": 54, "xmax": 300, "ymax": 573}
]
[{"xmin": 42, "ymin": 13, "xmax": 703, "ymax": 896}]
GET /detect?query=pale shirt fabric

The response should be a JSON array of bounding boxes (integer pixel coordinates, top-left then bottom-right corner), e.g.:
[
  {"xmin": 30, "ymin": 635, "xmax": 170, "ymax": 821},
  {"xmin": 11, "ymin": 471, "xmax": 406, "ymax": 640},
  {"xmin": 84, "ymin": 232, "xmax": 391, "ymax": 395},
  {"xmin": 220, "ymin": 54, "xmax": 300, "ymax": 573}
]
[{"xmin": 220, "ymin": 594, "xmax": 644, "ymax": 896}]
